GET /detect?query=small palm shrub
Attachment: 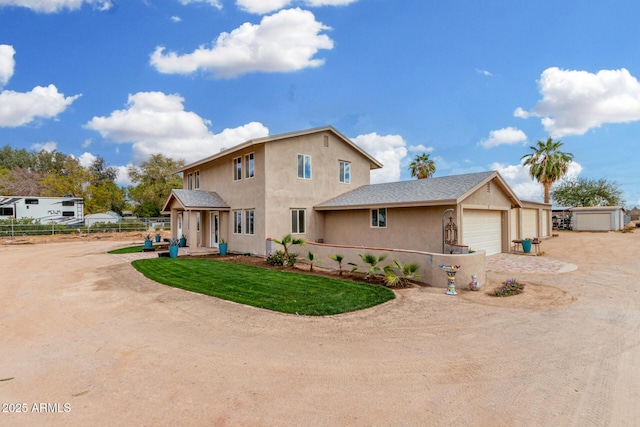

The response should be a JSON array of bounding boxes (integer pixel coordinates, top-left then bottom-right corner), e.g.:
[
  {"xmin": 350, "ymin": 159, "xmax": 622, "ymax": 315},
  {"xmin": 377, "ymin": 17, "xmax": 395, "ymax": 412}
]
[
  {"xmin": 328, "ymin": 254, "xmax": 345, "ymax": 276},
  {"xmin": 383, "ymin": 259, "xmax": 420, "ymax": 288},
  {"xmin": 490, "ymin": 278, "xmax": 525, "ymax": 297},
  {"xmin": 358, "ymin": 253, "xmax": 388, "ymax": 279},
  {"xmin": 266, "ymin": 250, "xmax": 298, "ymax": 267},
  {"xmin": 273, "ymin": 233, "xmax": 305, "ymax": 266}
]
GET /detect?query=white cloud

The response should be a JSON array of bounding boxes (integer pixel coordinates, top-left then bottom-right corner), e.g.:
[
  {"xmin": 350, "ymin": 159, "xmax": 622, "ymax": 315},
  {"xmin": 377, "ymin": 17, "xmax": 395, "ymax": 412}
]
[
  {"xmin": 0, "ymin": 0, "xmax": 112, "ymax": 13},
  {"xmin": 76, "ymin": 151, "xmax": 97, "ymax": 168},
  {"xmin": 408, "ymin": 144, "xmax": 434, "ymax": 153},
  {"xmin": 171, "ymin": 15, "xmax": 182, "ymax": 22},
  {"xmin": 475, "ymin": 68, "xmax": 492, "ymax": 77},
  {"xmin": 237, "ymin": 0, "xmax": 358, "ymax": 14},
  {"xmin": 150, "ymin": 8, "xmax": 333, "ymax": 78},
  {"xmin": 178, "ymin": 0, "xmax": 222, "ymax": 8},
  {"xmin": 351, "ymin": 132, "xmax": 407, "ymax": 184},
  {"xmin": 0, "ymin": 45, "xmax": 15, "ymax": 87},
  {"xmin": 0, "ymin": 84, "xmax": 81, "ymax": 127},
  {"xmin": 492, "ymin": 160, "xmax": 583, "ymax": 203},
  {"xmin": 114, "ymin": 164, "xmax": 132, "ymax": 186},
  {"xmin": 84, "ymin": 91, "xmax": 270, "ymax": 163},
  {"xmin": 479, "ymin": 126, "xmax": 527, "ymax": 148},
  {"xmin": 516, "ymin": 67, "xmax": 640, "ymax": 137},
  {"xmin": 82, "ymin": 138, "xmax": 92, "ymax": 148},
  {"xmin": 31, "ymin": 141, "xmax": 57, "ymax": 152}
]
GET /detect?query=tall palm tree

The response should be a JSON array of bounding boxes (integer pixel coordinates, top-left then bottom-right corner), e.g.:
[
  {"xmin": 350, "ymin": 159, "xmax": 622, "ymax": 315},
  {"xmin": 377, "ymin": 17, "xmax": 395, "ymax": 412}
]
[
  {"xmin": 408, "ymin": 153, "xmax": 436, "ymax": 179},
  {"xmin": 521, "ymin": 137, "xmax": 573, "ymax": 204}
]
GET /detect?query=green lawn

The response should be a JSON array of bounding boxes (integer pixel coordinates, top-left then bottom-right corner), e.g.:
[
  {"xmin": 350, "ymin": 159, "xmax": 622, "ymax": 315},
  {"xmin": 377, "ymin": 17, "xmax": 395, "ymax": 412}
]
[
  {"xmin": 108, "ymin": 245, "xmax": 145, "ymax": 254},
  {"xmin": 131, "ymin": 258, "xmax": 395, "ymax": 316}
]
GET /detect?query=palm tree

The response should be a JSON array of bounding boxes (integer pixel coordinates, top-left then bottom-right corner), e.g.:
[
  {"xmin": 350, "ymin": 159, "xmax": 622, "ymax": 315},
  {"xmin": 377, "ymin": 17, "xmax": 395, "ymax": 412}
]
[
  {"xmin": 408, "ymin": 153, "xmax": 436, "ymax": 179},
  {"xmin": 521, "ymin": 137, "xmax": 573, "ymax": 204},
  {"xmin": 273, "ymin": 233, "xmax": 305, "ymax": 267}
]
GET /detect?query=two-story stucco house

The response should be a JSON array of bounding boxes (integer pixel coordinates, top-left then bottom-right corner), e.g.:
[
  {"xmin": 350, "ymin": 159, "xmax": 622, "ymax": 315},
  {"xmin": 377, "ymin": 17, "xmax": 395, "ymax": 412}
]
[{"xmin": 162, "ymin": 126, "xmax": 551, "ymax": 258}]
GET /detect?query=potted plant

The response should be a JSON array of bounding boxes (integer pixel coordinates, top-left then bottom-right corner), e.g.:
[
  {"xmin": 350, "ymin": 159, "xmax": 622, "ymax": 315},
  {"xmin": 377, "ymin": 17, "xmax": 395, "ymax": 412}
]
[
  {"xmin": 168, "ymin": 238, "xmax": 179, "ymax": 258},
  {"xmin": 522, "ymin": 238, "xmax": 532, "ymax": 253},
  {"xmin": 155, "ymin": 230, "xmax": 161, "ymax": 242},
  {"xmin": 144, "ymin": 234, "xmax": 153, "ymax": 249},
  {"xmin": 179, "ymin": 234, "xmax": 187, "ymax": 247},
  {"xmin": 219, "ymin": 238, "xmax": 228, "ymax": 256}
]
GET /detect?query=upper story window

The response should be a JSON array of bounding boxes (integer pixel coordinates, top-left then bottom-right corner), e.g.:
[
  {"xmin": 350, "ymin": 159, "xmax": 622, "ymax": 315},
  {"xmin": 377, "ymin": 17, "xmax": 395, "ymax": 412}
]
[
  {"xmin": 187, "ymin": 173, "xmax": 193, "ymax": 189},
  {"xmin": 297, "ymin": 154, "xmax": 312, "ymax": 180},
  {"xmin": 233, "ymin": 157, "xmax": 242, "ymax": 181},
  {"xmin": 195, "ymin": 171, "xmax": 200, "ymax": 189},
  {"xmin": 371, "ymin": 208, "xmax": 387, "ymax": 228},
  {"xmin": 339, "ymin": 161, "xmax": 351, "ymax": 184},
  {"xmin": 245, "ymin": 153, "xmax": 254, "ymax": 179}
]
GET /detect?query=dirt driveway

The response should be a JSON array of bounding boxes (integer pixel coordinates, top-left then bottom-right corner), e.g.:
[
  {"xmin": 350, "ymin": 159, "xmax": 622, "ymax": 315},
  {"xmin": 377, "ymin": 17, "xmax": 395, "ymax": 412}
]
[{"xmin": 1, "ymin": 230, "xmax": 639, "ymax": 426}]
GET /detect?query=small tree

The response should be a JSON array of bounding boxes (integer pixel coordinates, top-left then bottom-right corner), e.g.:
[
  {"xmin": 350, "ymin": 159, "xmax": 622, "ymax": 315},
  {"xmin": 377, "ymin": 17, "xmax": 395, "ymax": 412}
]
[
  {"xmin": 358, "ymin": 253, "xmax": 388, "ymax": 279},
  {"xmin": 328, "ymin": 254, "xmax": 345, "ymax": 276},
  {"xmin": 552, "ymin": 177, "xmax": 624, "ymax": 207},
  {"xmin": 302, "ymin": 251, "xmax": 319, "ymax": 271},
  {"xmin": 273, "ymin": 233, "xmax": 305, "ymax": 267},
  {"xmin": 383, "ymin": 259, "xmax": 421, "ymax": 288}
]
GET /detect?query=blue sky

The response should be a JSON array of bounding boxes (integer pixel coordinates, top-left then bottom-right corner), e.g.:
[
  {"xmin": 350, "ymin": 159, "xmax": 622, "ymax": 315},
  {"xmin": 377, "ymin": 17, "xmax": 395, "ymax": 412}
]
[{"xmin": 1, "ymin": 0, "xmax": 640, "ymax": 206}]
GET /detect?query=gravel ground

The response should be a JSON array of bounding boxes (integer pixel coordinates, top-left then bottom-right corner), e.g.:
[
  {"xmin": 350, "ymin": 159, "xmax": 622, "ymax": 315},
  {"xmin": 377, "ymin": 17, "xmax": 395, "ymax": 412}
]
[{"xmin": 1, "ymin": 230, "xmax": 639, "ymax": 426}]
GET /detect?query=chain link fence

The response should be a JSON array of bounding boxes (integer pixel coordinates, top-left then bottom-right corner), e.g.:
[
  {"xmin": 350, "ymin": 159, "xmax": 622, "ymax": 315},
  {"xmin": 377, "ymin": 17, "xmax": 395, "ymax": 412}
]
[{"xmin": 0, "ymin": 217, "xmax": 170, "ymax": 239}]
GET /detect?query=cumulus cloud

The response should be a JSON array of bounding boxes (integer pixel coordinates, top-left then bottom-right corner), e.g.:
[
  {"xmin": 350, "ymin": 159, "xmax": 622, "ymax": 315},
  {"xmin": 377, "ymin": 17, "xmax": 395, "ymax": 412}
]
[
  {"xmin": 0, "ymin": 0, "xmax": 113, "ymax": 13},
  {"xmin": 170, "ymin": 15, "xmax": 182, "ymax": 22},
  {"xmin": 31, "ymin": 141, "xmax": 57, "ymax": 152},
  {"xmin": 492, "ymin": 160, "xmax": 583, "ymax": 202},
  {"xmin": 407, "ymin": 144, "xmax": 434, "ymax": 153},
  {"xmin": 0, "ymin": 45, "xmax": 15, "ymax": 87},
  {"xmin": 150, "ymin": 8, "xmax": 333, "ymax": 78},
  {"xmin": 84, "ymin": 91, "xmax": 270, "ymax": 163},
  {"xmin": 515, "ymin": 67, "xmax": 640, "ymax": 137},
  {"xmin": 475, "ymin": 68, "xmax": 492, "ymax": 77},
  {"xmin": 479, "ymin": 126, "xmax": 527, "ymax": 148},
  {"xmin": 237, "ymin": 0, "xmax": 358, "ymax": 14},
  {"xmin": 0, "ymin": 84, "xmax": 81, "ymax": 127},
  {"xmin": 351, "ymin": 132, "xmax": 407, "ymax": 184}
]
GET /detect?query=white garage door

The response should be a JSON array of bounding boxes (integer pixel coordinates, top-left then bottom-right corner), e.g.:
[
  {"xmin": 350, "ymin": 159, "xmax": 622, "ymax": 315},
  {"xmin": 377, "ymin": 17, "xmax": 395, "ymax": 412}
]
[
  {"xmin": 575, "ymin": 213, "xmax": 610, "ymax": 231},
  {"xmin": 463, "ymin": 210, "xmax": 502, "ymax": 255},
  {"xmin": 522, "ymin": 209, "xmax": 538, "ymax": 239}
]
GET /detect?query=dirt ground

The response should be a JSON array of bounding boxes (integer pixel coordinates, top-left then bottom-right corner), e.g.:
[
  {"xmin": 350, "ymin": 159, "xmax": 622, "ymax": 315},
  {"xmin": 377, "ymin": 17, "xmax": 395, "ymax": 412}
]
[{"xmin": 1, "ymin": 230, "xmax": 640, "ymax": 426}]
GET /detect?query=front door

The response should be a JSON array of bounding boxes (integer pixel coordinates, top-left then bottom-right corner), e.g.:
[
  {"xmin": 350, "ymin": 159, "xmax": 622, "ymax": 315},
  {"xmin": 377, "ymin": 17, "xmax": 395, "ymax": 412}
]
[
  {"xmin": 177, "ymin": 213, "xmax": 183, "ymax": 239},
  {"xmin": 210, "ymin": 212, "xmax": 219, "ymax": 248}
]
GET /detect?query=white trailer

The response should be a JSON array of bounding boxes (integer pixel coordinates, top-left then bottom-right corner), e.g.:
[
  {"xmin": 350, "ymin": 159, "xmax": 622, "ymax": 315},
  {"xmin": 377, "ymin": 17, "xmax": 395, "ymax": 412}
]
[{"xmin": 0, "ymin": 196, "xmax": 84, "ymax": 225}]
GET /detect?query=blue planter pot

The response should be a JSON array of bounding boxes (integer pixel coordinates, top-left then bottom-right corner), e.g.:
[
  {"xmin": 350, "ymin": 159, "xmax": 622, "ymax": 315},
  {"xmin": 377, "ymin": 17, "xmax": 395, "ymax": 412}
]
[
  {"xmin": 155, "ymin": 235, "xmax": 161, "ymax": 243},
  {"xmin": 179, "ymin": 238, "xmax": 187, "ymax": 247},
  {"xmin": 219, "ymin": 243, "xmax": 228, "ymax": 256},
  {"xmin": 169, "ymin": 246, "xmax": 179, "ymax": 258},
  {"xmin": 522, "ymin": 240, "xmax": 532, "ymax": 253},
  {"xmin": 144, "ymin": 240, "xmax": 153, "ymax": 249}
]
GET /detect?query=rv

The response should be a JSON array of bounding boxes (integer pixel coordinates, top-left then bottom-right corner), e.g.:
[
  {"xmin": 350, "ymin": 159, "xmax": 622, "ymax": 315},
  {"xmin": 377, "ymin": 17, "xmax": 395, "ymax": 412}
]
[{"xmin": 0, "ymin": 196, "xmax": 85, "ymax": 226}]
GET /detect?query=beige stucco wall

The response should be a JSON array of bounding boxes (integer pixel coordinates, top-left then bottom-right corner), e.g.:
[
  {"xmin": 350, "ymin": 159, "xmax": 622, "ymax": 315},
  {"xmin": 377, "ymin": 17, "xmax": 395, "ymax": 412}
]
[
  {"xmin": 321, "ymin": 205, "xmax": 454, "ymax": 254},
  {"xmin": 289, "ymin": 241, "xmax": 486, "ymax": 288},
  {"xmin": 263, "ymin": 131, "xmax": 373, "ymax": 248}
]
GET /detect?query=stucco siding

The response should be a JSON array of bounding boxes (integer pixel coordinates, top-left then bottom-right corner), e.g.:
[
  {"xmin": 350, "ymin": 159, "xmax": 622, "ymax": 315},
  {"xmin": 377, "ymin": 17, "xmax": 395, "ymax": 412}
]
[{"xmin": 463, "ymin": 180, "xmax": 512, "ymax": 207}]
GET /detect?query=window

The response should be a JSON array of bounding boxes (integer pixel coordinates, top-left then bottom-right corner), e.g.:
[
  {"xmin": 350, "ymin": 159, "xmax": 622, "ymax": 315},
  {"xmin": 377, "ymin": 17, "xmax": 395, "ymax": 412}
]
[
  {"xmin": 25, "ymin": 199, "xmax": 38, "ymax": 205},
  {"xmin": 0, "ymin": 207, "xmax": 13, "ymax": 216},
  {"xmin": 233, "ymin": 157, "xmax": 242, "ymax": 181},
  {"xmin": 339, "ymin": 161, "xmax": 351, "ymax": 184},
  {"xmin": 324, "ymin": 135, "xmax": 329, "ymax": 147},
  {"xmin": 297, "ymin": 154, "xmax": 311, "ymax": 179},
  {"xmin": 62, "ymin": 211, "xmax": 75, "ymax": 217},
  {"xmin": 245, "ymin": 153, "xmax": 254, "ymax": 179},
  {"xmin": 196, "ymin": 212, "xmax": 201, "ymax": 232},
  {"xmin": 62, "ymin": 200, "xmax": 75, "ymax": 206},
  {"xmin": 245, "ymin": 209, "xmax": 255, "ymax": 235},
  {"xmin": 291, "ymin": 209, "xmax": 306, "ymax": 234},
  {"xmin": 188, "ymin": 173, "xmax": 193, "ymax": 189},
  {"xmin": 195, "ymin": 171, "xmax": 200, "ymax": 189},
  {"xmin": 371, "ymin": 208, "xmax": 387, "ymax": 228},
  {"xmin": 233, "ymin": 211, "xmax": 242, "ymax": 234}
]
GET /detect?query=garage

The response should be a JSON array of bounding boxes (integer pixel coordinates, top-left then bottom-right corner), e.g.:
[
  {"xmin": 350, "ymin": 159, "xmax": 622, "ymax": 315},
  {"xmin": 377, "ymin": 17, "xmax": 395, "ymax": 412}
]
[
  {"xmin": 463, "ymin": 209, "xmax": 503, "ymax": 255},
  {"xmin": 571, "ymin": 206, "xmax": 625, "ymax": 231},
  {"xmin": 522, "ymin": 209, "xmax": 538, "ymax": 239}
]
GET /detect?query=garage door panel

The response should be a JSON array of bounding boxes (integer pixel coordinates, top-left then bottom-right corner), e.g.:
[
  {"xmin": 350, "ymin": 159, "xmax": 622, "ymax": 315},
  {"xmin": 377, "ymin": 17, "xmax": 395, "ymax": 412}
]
[
  {"xmin": 463, "ymin": 210, "xmax": 502, "ymax": 255},
  {"xmin": 522, "ymin": 209, "xmax": 538, "ymax": 239}
]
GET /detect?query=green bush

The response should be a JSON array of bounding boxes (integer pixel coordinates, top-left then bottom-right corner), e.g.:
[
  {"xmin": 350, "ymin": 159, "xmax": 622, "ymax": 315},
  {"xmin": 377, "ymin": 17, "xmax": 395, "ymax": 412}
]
[{"xmin": 266, "ymin": 250, "xmax": 297, "ymax": 267}]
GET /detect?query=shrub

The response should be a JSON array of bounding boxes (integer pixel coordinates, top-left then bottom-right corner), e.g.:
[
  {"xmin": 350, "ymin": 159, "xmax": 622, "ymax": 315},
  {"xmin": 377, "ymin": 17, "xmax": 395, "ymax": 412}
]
[
  {"xmin": 383, "ymin": 259, "xmax": 420, "ymax": 288},
  {"xmin": 328, "ymin": 254, "xmax": 345, "ymax": 276},
  {"xmin": 266, "ymin": 250, "xmax": 297, "ymax": 267},
  {"xmin": 490, "ymin": 278, "xmax": 525, "ymax": 297}
]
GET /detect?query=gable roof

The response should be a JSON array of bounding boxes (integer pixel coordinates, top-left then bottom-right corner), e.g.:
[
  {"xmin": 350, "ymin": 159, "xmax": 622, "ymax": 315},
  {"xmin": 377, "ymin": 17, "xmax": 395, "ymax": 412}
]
[
  {"xmin": 161, "ymin": 189, "xmax": 230, "ymax": 213},
  {"xmin": 315, "ymin": 171, "xmax": 522, "ymax": 210},
  {"xmin": 174, "ymin": 126, "xmax": 383, "ymax": 173}
]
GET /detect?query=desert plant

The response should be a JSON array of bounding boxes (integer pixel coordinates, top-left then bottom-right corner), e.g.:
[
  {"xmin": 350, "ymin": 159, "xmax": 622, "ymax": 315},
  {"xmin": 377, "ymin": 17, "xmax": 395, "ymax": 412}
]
[
  {"xmin": 302, "ymin": 251, "xmax": 320, "ymax": 271},
  {"xmin": 273, "ymin": 233, "xmax": 305, "ymax": 266},
  {"xmin": 328, "ymin": 254, "xmax": 345, "ymax": 276},
  {"xmin": 168, "ymin": 238, "xmax": 179, "ymax": 247},
  {"xmin": 490, "ymin": 278, "xmax": 525, "ymax": 297},
  {"xmin": 383, "ymin": 259, "xmax": 420, "ymax": 288},
  {"xmin": 267, "ymin": 250, "xmax": 297, "ymax": 267},
  {"xmin": 144, "ymin": 234, "xmax": 152, "ymax": 242},
  {"xmin": 358, "ymin": 253, "xmax": 388, "ymax": 279}
]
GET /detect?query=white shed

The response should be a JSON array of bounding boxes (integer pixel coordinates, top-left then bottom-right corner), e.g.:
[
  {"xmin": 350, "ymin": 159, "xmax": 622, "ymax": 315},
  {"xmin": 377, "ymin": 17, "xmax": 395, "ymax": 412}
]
[
  {"xmin": 570, "ymin": 206, "xmax": 625, "ymax": 231},
  {"xmin": 85, "ymin": 211, "xmax": 120, "ymax": 227}
]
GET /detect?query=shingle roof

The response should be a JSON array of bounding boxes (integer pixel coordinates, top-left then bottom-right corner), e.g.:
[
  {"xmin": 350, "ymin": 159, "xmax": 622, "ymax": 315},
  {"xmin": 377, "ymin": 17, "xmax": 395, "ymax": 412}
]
[
  {"xmin": 170, "ymin": 189, "xmax": 229, "ymax": 209},
  {"xmin": 316, "ymin": 171, "xmax": 498, "ymax": 209}
]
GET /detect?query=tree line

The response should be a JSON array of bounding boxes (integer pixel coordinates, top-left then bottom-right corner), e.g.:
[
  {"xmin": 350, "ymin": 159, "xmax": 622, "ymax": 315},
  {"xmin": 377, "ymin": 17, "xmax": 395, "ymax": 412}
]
[{"xmin": 0, "ymin": 146, "xmax": 184, "ymax": 216}]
